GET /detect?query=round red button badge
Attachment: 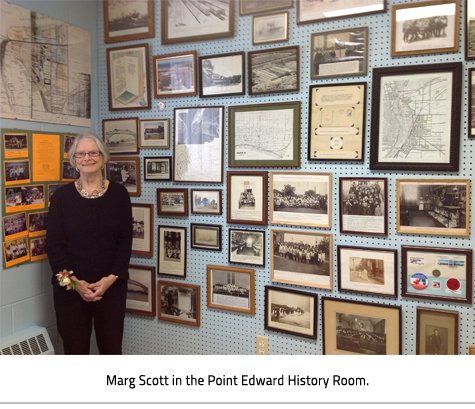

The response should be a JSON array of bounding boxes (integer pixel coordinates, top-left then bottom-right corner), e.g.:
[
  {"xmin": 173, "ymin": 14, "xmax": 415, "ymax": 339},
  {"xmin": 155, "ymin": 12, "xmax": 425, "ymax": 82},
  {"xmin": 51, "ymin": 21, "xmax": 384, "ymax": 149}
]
[{"xmin": 446, "ymin": 278, "xmax": 460, "ymax": 291}]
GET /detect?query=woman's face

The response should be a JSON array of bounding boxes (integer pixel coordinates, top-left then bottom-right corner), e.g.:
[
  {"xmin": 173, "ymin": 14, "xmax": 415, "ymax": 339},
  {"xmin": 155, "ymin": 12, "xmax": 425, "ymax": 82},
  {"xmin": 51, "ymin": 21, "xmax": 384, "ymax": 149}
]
[{"xmin": 75, "ymin": 139, "xmax": 104, "ymax": 177}]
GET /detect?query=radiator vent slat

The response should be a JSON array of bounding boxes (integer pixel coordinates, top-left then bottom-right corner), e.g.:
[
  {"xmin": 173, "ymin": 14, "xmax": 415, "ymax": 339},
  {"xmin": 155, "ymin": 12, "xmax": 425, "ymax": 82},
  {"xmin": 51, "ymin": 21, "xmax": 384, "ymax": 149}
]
[
  {"xmin": 28, "ymin": 337, "xmax": 41, "ymax": 355},
  {"xmin": 11, "ymin": 344, "xmax": 22, "ymax": 355},
  {"xmin": 1, "ymin": 327, "xmax": 54, "ymax": 355},
  {"xmin": 20, "ymin": 340, "xmax": 32, "ymax": 355},
  {"xmin": 37, "ymin": 334, "xmax": 49, "ymax": 353},
  {"xmin": 2, "ymin": 347, "xmax": 12, "ymax": 355}
]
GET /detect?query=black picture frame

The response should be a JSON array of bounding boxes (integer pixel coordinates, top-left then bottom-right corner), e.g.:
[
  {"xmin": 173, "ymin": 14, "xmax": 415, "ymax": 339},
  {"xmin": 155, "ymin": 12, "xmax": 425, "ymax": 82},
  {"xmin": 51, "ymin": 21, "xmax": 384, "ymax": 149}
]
[
  {"xmin": 228, "ymin": 228, "xmax": 265, "ymax": 267},
  {"xmin": 144, "ymin": 157, "xmax": 172, "ymax": 182},
  {"xmin": 191, "ymin": 223, "xmax": 222, "ymax": 252}
]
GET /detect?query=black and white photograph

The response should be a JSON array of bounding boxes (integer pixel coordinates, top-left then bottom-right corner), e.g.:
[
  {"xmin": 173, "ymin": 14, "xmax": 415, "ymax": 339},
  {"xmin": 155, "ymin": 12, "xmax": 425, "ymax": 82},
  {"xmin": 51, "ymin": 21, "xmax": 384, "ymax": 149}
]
[
  {"xmin": 191, "ymin": 189, "xmax": 222, "ymax": 215},
  {"xmin": 2, "ymin": 212, "xmax": 27, "ymax": 239},
  {"xmin": 28, "ymin": 212, "xmax": 48, "ymax": 237},
  {"xmin": 191, "ymin": 224, "xmax": 222, "ymax": 251},
  {"xmin": 416, "ymin": 307, "xmax": 458, "ymax": 355},
  {"xmin": 126, "ymin": 265, "xmax": 155, "ymax": 317},
  {"xmin": 158, "ymin": 281, "xmax": 200, "ymax": 326},
  {"xmin": 131, "ymin": 203, "xmax": 153, "ymax": 256},
  {"xmin": 153, "ymin": 52, "xmax": 197, "ymax": 98},
  {"xmin": 158, "ymin": 226, "xmax": 187, "ymax": 278},
  {"xmin": 63, "ymin": 135, "xmax": 75, "ymax": 157},
  {"xmin": 144, "ymin": 157, "xmax": 172, "ymax": 181},
  {"xmin": 30, "ymin": 237, "xmax": 47, "ymax": 262},
  {"xmin": 4, "ymin": 160, "xmax": 30, "ymax": 184},
  {"xmin": 4, "ymin": 185, "xmax": 45, "ymax": 212},
  {"xmin": 471, "ymin": 68, "xmax": 475, "ymax": 138},
  {"xmin": 105, "ymin": 158, "xmax": 140, "ymax": 196},
  {"xmin": 162, "ymin": 193, "xmax": 184, "ymax": 213},
  {"xmin": 3, "ymin": 133, "xmax": 28, "ymax": 155},
  {"xmin": 164, "ymin": 231, "xmax": 182, "ymax": 262},
  {"xmin": 62, "ymin": 161, "xmax": 79, "ymax": 181},
  {"xmin": 229, "ymin": 228, "xmax": 265, "ymax": 267},
  {"xmin": 102, "ymin": 117, "xmax": 139, "ymax": 154},
  {"xmin": 240, "ymin": 0, "xmax": 292, "ymax": 15},
  {"xmin": 139, "ymin": 119, "xmax": 169, "ymax": 149},
  {"xmin": 253, "ymin": 12, "xmax": 288, "ymax": 45}
]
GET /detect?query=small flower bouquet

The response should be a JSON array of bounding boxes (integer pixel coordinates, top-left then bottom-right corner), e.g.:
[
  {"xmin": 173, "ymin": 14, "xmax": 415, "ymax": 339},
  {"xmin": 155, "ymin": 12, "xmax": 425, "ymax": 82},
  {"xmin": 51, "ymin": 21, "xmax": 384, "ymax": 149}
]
[{"xmin": 56, "ymin": 270, "xmax": 80, "ymax": 290}]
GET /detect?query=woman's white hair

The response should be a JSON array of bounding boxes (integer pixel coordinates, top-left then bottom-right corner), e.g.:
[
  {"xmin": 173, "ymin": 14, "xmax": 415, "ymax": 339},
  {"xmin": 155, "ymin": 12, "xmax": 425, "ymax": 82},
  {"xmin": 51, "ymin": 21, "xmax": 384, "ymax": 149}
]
[{"xmin": 68, "ymin": 132, "xmax": 110, "ymax": 167}]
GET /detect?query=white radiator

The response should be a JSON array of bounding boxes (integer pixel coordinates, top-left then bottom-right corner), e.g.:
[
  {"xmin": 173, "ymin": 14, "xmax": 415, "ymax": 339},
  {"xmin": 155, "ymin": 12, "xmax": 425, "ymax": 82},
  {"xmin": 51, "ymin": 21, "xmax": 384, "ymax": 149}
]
[{"xmin": 0, "ymin": 326, "xmax": 55, "ymax": 355}]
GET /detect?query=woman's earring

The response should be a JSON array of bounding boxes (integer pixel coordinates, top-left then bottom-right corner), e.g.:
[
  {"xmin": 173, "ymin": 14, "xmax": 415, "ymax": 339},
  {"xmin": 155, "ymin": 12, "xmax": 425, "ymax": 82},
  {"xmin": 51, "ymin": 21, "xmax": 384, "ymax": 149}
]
[{"xmin": 75, "ymin": 168, "xmax": 79, "ymax": 172}]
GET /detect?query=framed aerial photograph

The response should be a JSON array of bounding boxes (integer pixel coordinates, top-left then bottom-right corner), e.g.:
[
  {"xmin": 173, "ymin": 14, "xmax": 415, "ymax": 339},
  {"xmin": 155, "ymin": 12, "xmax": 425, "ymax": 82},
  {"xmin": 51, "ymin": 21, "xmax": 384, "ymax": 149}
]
[
  {"xmin": 191, "ymin": 224, "xmax": 222, "ymax": 252},
  {"xmin": 240, "ymin": 0, "xmax": 293, "ymax": 15},
  {"xmin": 470, "ymin": 68, "xmax": 475, "ymax": 137},
  {"xmin": 402, "ymin": 245, "xmax": 472, "ymax": 304},
  {"xmin": 207, "ymin": 265, "xmax": 255, "ymax": 315},
  {"xmin": 152, "ymin": 51, "xmax": 197, "ymax": 98},
  {"xmin": 228, "ymin": 102, "xmax": 300, "ymax": 168},
  {"xmin": 391, "ymin": 0, "xmax": 459, "ymax": 57},
  {"xmin": 191, "ymin": 189, "xmax": 222, "ymax": 215},
  {"xmin": 106, "ymin": 44, "xmax": 151, "ymax": 111},
  {"xmin": 161, "ymin": 0, "xmax": 234, "ymax": 45},
  {"xmin": 248, "ymin": 46, "xmax": 299, "ymax": 95},
  {"xmin": 139, "ymin": 119, "xmax": 170, "ymax": 149},
  {"xmin": 173, "ymin": 106, "xmax": 224, "ymax": 183},
  {"xmin": 297, "ymin": 0, "xmax": 386, "ymax": 24},
  {"xmin": 158, "ymin": 225, "xmax": 187, "ymax": 278},
  {"xmin": 3, "ymin": 212, "xmax": 27, "ymax": 241},
  {"xmin": 417, "ymin": 307, "xmax": 458, "ymax": 355},
  {"xmin": 61, "ymin": 161, "xmax": 79, "ymax": 181},
  {"xmin": 270, "ymin": 172, "xmax": 331, "ymax": 228},
  {"xmin": 126, "ymin": 265, "xmax": 156, "ymax": 317},
  {"xmin": 396, "ymin": 179, "xmax": 470, "ymax": 236},
  {"xmin": 199, "ymin": 52, "xmax": 245, "ymax": 98},
  {"xmin": 265, "ymin": 286, "xmax": 317, "ymax": 340},
  {"xmin": 311, "ymin": 28, "xmax": 368, "ymax": 79},
  {"xmin": 102, "ymin": 117, "xmax": 139, "ymax": 154},
  {"xmin": 339, "ymin": 177, "xmax": 387, "ymax": 236},
  {"xmin": 157, "ymin": 188, "xmax": 189, "ymax": 217},
  {"xmin": 370, "ymin": 62, "xmax": 462, "ymax": 172},
  {"xmin": 30, "ymin": 237, "xmax": 47, "ymax": 263},
  {"xmin": 322, "ymin": 297, "xmax": 401, "ymax": 355},
  {"xmin": 144, "ymin": 157, "xmax": 172, "ymax": 182},
  {"xmin": 28, "ymin": 211, "xmax": 48, "ymax": 238},
  {"xmin": 253, "ymin": 12, "xmax": 289, "ymax": 45},
  {"xmin": 337, "ymin": 246, "xmax": 397, "ymax": 298},
  {"xmin": 103, "ymin": 0, "xmax": 154, "ymax": 44},
  {"xmin": 228, "ymin": 228, "xmax": 265, "ymax": 267},
  {"xmin": 227, "ymin": 171, "xmax": 268, "ymax": 226},
  {"xmin": 105, "ymin": 157, "xmax": 141, "ymax": 197},
  {"xmin": 467, "ymin": 0, "xmax": 475, "ymax": 59},
  {"xmin": 158, "ymin": 280, "xmax": 200, "ymax": 327},
  {"xmin": 271, "ymin": 230, "xmax": 332, "ymax": 290},
  {"xmin": 131, "ymin": 203, "xmax": 153, "ymax": 256}
]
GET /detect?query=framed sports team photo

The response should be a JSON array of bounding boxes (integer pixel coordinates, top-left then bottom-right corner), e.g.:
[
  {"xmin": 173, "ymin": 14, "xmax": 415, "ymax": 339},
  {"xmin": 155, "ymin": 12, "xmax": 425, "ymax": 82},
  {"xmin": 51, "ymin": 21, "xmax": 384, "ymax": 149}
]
[
  {"xmin": 402, "ymin": 245, "xmax": 472, "ymax": 304},
  {"xmin": 228, "ymin": 228, "xmax": 265, "ymax": 267},
  {"xmin": 191, "ymin": 189, "xmax": 222, "ymax": 215},
  {"xmin": 253, "ymin": 12, "xmax": 289, "ymax": 45},
  {"xmin": 470, "ymin": 68, "xmax": 475, "ymax": 137},
  {"xmin": 102, "ymin": 117, "xmax": 139, "ymax": 154},
  {"xmin": 157, "ymin": 188, "xmax": 189, "ymax": 217},
  {"xmin": 105, "ymin": 157, "xmax": 141, "ymax": 197},
  {"xmin": 158, "ymin": 281, "xmax": 200, "ymax": 327},
  {"xmin": 139, "ymin": 119, "xmax": 170, "ymax": 149},
  {"xmin": 240, "ymin": 0, "xmax": 292, "ymax": 15},
  {"xmin": 416, "ymin": 307, "xmax": 458, "ymax": 355},
  {"xmin": 126, "ymin": 265, "xmax": 156, "ymax": 317},
  {"xmin": 191, "ymin": 224, "xmax": 222, "ymax": 252},
  {"xmin": 144, "ymin": 157, "xmax": 172, "ymax": 182},
  {"xmin": 131, "ymin": 203, "xmax": 153, "ymax": 257},
  {"xmin": 158, "ymin": 225, "xmax": 187, "ymax": 278}
]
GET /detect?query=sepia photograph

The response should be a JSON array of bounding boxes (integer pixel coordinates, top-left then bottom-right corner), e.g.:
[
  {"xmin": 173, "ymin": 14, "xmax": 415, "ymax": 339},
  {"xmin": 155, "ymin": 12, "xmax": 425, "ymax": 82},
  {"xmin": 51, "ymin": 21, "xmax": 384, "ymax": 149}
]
[
  {"xmin": 144, "ymin": 157, "xmax": 172, "ymax": 181},
  {"xmin": 4, "ymin": 159, "xmax": 30, "ymax": 185},
  {"xmin": 131, "ymin": 203, "xmax": 153, "ymax": 256},
  {"xmin": 102, "ymin": 117, "xmax": 139, "ymax": 154},
  {"xmin": 229, "ymin": 228, "xmax": 265, "ymax": 267},
  {"xmin": 158, "ymin": 226, "xmax": 187, "ymax": 278},
  {"xmin": 416, "ymin": 307, "xmax": 458, "ymax": 355},
  {"xmin": 126, "ymin": 265, "xmax": 156, "ymax": 317},
  {"xmin": 153, "ymin": 51, "xmax": 197, "ymax": 98},
  {"xmin": 28, "ymin": 211, "xmax": 48, "ymax": 238},
  {"xmin": 105, "ymin": 157, "xmax": 140, "ymax": 196},
  {"xmin": 158, "ymin": 281, "xmax": 200, "ymax": 327},
  {"xmin": 253, "ymin": 12, "xmax": 288, "ymax": 45},
  {"xmin": 139, "ymin": 119, "xmax": 169, "ymax": 149},
  {"xmin": 157, "ymin": 188, "xmax": 188, "ymax": 217},
  {"xmin": 191, "ymin": 189, "xmax": 222, "ymax": 215},
  {"xmin": 3, "ymin": 212, "xmax": 27, "ymax": 240},
  {"xmin": 191, "ymin": 224, "xmax": 222, "ymax": 251}
]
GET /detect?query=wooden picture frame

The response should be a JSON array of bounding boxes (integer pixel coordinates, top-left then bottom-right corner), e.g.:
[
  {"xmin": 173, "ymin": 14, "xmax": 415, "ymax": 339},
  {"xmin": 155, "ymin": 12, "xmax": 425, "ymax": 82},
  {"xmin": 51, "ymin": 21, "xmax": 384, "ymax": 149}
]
[
  {"xmin": 391, "ymin": 0, "xmax": 459, "ymax": 57},
  {"xmin": 271, "ymin": 229, "xmax": 332, "ymax": 290},
  {"xmin": 470, "ymin": 68, "xmax": 475, "ymax": 137},
  {"xmin": 103, "ymin": 0, "xmax": 154, "ymax": 44},
  {"xmin": 158, "ymin": 280, "xmax": 200, "ymax": 327},
  {"xmin": 144, "ymin": 157, "xmax": 172, "ymax": 182},
  {"xmin": 402, "ymin": 245, "xmax": 472, "ymax": 304},
  {"xmin": 416, "ymin": 307, "xmax": 458, "ymax": 355},
  {"xmin": 106, "ymin": 43, "xmax": 151, "ymax": 111},
  {"xmin": 466, "ymin": 0, "xmax": 475, "ymax": 59},
  {"xmin": 396, "ymin": 179, "xmax": 470, "ymax": 236},
  {"xmin": 102, "ymin": 117, "xmax": 139, "ymax": 154},
  {"xmin": 191, "ymin": 224, "xmax": 222, "ymax": 252},
  {"xmin": 131, "ymin": 203, "xmax": 153, "ymax": 257},
  {"xmin": 228, "ymin": 228, "xmax": 265, "ymax": 267},
  {"xmin": 105, "ymin": 156, "xmax": 141, "ymax": 197},
  {"xmin": 265, "ymin": 285, "xmax": 317, "ymax": 340},
  {"xmin": 337, "ymin": 245, "xmax": 397, "ymax": 298},
  {"xmin": 322, "ymin": 297, "xmax": 401, "ymax": 355},
  {"xmin": 240, "ymin": 0, "xmax": 293, "ymax": 15},
  {"xmin": 248, "ymin": 46, "xmax": 299, "ymax": 95},
  {"xmin": 139, "ymin": 119, "xmax": 170, "ymax": 149},
  {"xmin": 370, "ymin": 62, "xmax": 462, "ymax": 172},
  {"xmin": 253, "ymin": 12, "xmax": 289, "ymax": 45},
  {"xmin": 158, "ymin": 225, "xmax": 187, "ymax": 279},
  {"xmin": 227, "ymin": 171, "xmax": 268, "ymax": 226},
  {"xmin": 207, "ymin": 265, "xmax": 255, "ymax": 315},
  {"xmin": 126, "ymin": 265, "xmax": 156, "ymax": 317},
  {"xmin": 191, "ymin": 189, "xmax": 222, "ymax": 215},
  {"xmin": 157, "ymin": 188, "xmax": 189, "ymax": 217},
  {"xmin": 228, "ymin": 102, "xmax": 300, "ymax": 168}
]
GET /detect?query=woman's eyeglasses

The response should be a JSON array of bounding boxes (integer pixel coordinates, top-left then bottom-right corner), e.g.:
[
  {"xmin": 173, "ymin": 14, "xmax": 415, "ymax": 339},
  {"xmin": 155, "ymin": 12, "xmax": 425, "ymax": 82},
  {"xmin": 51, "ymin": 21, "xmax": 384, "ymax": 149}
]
[{"xmin": 73, "ymin": 151, "xmax": 102, "ymax": 158}]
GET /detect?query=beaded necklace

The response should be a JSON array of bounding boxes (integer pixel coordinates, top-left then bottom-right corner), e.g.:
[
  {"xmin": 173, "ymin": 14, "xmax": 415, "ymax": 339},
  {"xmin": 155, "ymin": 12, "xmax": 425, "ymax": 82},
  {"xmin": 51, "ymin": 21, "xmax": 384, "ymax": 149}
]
[{"xmin": 76, "ymin": 179, "xmax": 106, "ymax": 199}]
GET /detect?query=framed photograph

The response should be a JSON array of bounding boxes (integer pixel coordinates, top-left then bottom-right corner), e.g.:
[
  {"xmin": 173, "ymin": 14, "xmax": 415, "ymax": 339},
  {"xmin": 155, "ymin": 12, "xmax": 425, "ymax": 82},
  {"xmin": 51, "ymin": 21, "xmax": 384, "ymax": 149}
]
[
  {"xmin": 228, "ymin": 102, "xmax": 300, "ymax": 168},
  {"xmin": 396, "ymin": 179, "xmax": 470, "ymax": 236},
  {"xmin": 3, "ymin": 133, "xmax": 28, "ymax": 158},
  {"xmin": 311, "ymin": 28, "xmax": 368, "ymax": 79},
  {"xmin": 102, "ymin": 117, "xmax": 139, "ymax": 154},
  {"xmin": 126, "ymin": 265, "xmax": 156, "ymax": 317},
  {"xmin": 106, "ymin": 44, "xmax": 151, "ymax": 111},
  {"xmin": 158, "ymin": 226, "xmax": 187, "ymax": 278},
  {"xmin": 297, "ymin": 0, "xmax": 386, "ymax": 24},
  {"xmin": 402, "ymin": 245, "xmax": 472, "ymax": 304},
  {"xmin": 370, "ymin": 62, "xmax": 462, "ymax": 172},
  {"xmin": 3, "ymin": 212, "xmax": 27, "ymax": 241},
  {"xmin": 417, "ymin": 307, "xmax": 458, "ymax": 355},
  {"xmin": 105, "ymin": 157, "xmax": 141, "ymax": 197},
  {"xmin": 337, "ymin": 246, "xmax": 397, "ymax": 298},
  {"xmin": 152, "ymin": 51, "xmax": 197, "ymax": 98},
  {"xmin": 207, "ymin": 265, "xmax": 255, "ymax": 314},
  {"xmin": 144, "ymin": 157, "xmax": 172, "ymax": 182},
  {"xmin": 158, "ymin": 281, "xmax": 200, "ymax": 327},
  {"xmin": 248, "ymin": 46, "xmax": 299, "ymax": 95},
  {"xmin": 139, "ymin": 119, "xmax": 170, "ymax": 149},
  {"xmin": 470, "ymin": 68, "xmax": 475, "ymax": 137},
  {"xmin": 4, "ymin": 159, "xmax": 30, "ymax": 185},
  {"xmin": 265, "ymin": 286, "xmax": 317, "ymax": 340},
  {"xmin": 199, "ymin": 52, "xmax": 245, "ymax": 98},
  {"xmin": 131, "ymin": 203, "xmax": 153, "ymax": 257},
  {"xmin": 270, "ymin": 172, "xmax": 331, "ymax": 228},
  {"xmin": 161, "ymin": 0, "xmax": 234, "ymax": 45},
  {"xmin": 191, "ymin": 224, "xmax": 222, "ymax": 252},
  {"xmin": 240, "ymin": 0, "xmax": 292, "ymax": 15},
  {"xmin": 4, "ymin": 185, "xmax": 45, "ymax": 214},
  {"xmin": 229, "ymin": 228, "xmax": 265, "ymax": 267},
  {"xmin": 271, "ymin": 230, "xmax": 332, "ymax": 290},
  {"xmin": 227, "ymin": 171, "xmax": 268, "ymax": 226},
  {"xmin": 103, "ymin": 0, "xmax": 154, "ymax": 44},
  {"xmin": 322, "ymin": 297, "xmax": 401, "ymax": 355},
  {"xmin": 339, "ymin": 178, "xmax": 387, "ymax": 236},
  {"xmin": 157, "ymin": 188, "xmax": 189, "ymax": 217},
  {"xmin": 63, "ymin": 135, "xmax": 75, "ymax": 158},
  {"xmin": 253, "ymin": 12, "xmax": 289, "ymax": 45},
  {"xmin": 391, "ymin": 0, "xmax": 459, "ymax": 57},
  {"xmin": 191, "ymin": 189, "xmax": 222, "ymax": 215},
  {"xmin": 28, "ymin": 211, "xmax": 48, "ymax": 238},
  {"xmin": 61, "ymin": 161, "xmax": 79, "ymax": 181},
  {"xmin": 30, "ymin": 237, "xmax": 47, "ymax": 262},
  {"xmin": 467, "ymin": 0, "xmax": 475, "ymax": 59},
  {"xmin": 173, "ymin": 106, "xmax": 224, "ymax": 183}
]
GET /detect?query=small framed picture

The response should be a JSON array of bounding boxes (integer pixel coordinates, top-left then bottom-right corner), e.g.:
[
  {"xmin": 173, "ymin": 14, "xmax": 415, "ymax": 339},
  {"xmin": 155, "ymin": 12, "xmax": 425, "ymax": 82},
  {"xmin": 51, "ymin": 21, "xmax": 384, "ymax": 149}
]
[
  {"xmin": 105, "ymin": 157, "xmax": 141, "ymax": 197},
  {"xmin": 417, "ymin": 307, "xmax": 458, "ymax": 355},
  {"xmin": 470, "ymin": 68, "xmax": 475, "ymax": 137},
  {"xmin": 322, "ymin": 297, "xmax": 401, "ymax": 355},
  {"xmin": 271, "ymin": 229, "xmax": 332, "ymax": 290},
  {"xmin": 402, "ymin": 245, "xmax": 472, "ymax": 304},
  {"xmin": 144, "ymin": 157, "xmax": 172, "ymax": 182},
  {"xmin": 3, "ymin": 212, "xmax": 27, "ymax": 241},
  {"xmin": 28, "ymin": 211, "xmax": 48, "ymax": 238},
  {"xmin": 30, "ymin": 237, "xmax": 47, "ymax": 262},
  {"xmin": 158, "ymin": 280, "xmax": 200, "ymax": 327},
  {"xmin": 61, "ymin": 161, "xmax": 79, "ymax": 181},
  {"xmin": 191, "ymin": 224, "xmax": 222, "ymax": 252},
  {"xmin": 240, "ymin": 0, "xmax": 292, "ymax": 15},
  {"xmin": 391, "ymin": 0, "xmax": 459, "ymax": 57},
  {"xmin": 158, "ymin": 225, "xmax": 187, "ymax": 278},
  {"xmin": 102, "ymin": 117, "xmax": 139, "ymax": 154},
  {"xmin": 228, "ymin": 228, "xmax": 265, "ymax": 267},
  {"xmin": 157, "ymin": 188, "xmax": 189, "ymax": 217},
  {"xmin": 396, "ymin": 179, "xmax": 470, "ymax": 236},
  {"xmin": 3, "ymin": 133, "xmax": 28, "ymax": 158},
  {"xmin": 126, "ymin": 265, "xmax": 156, "ymax": 317},
  {"xmin": 207, "ymin": 265, "xmax": 255, "ymax": 315},
  {"xmin": 339, "ymin": 178, "xmax": 387, "ymax": 236},
  {"xmin": 337, "ymin": 246, "xmax": 397, "ymax": 298},
  {"xmin": 253, "ymin": 12, "xmax": 289, "ymax": 45},
  {"xmin": 131, "ymin": 203, "xmax": 153, "ymax": 257},
  {"xmin": 4, "ymin": 159, "xmax": 30, "ymax": 185},
  {"xmin": 467, "ymin": 0, "xmax": 475, "ymax": 59},
  {"xmin": 191, "ymin": 189, "xmax": 222, "ymax": 215},
  {"xmin": 63, "ymin": 135, "xmax": 75, "ymax": 158},
  {"xmin": 139, "ymin": 119, "xmax": 170, "ymax": 149},
  {"xmin": 265, "ymin": 285, "xmax": 317, "ymax": 340}
]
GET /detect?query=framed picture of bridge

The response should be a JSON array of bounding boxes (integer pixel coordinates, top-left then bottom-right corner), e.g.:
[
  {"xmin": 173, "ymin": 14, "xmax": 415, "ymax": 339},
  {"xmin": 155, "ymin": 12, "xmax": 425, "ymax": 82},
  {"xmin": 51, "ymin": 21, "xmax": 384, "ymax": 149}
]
[
  {"xmin": 102, "ymin": 117, "xmax": 139, "ymax": 154},
  {"xmin": 126, "ymin": 265, "xmax": 156, "ymax": 317}
]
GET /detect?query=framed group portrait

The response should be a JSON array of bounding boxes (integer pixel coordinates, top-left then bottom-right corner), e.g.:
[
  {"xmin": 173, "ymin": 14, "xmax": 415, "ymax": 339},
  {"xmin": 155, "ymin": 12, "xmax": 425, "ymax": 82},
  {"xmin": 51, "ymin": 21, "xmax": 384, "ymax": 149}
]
[
  {"xmin": 253, "ymin": 12, "xmax": 289, "ymax": 45},
  {"xmin": 190, "ymin": 224, "xmax": 222, "ymax": 252},
  {"xmin": 102, "ymin": 117, "xmax": 139, "ymax": 154},
  {"xmin": 3, "ymin": 212, "xmax": 27, "ymax": 241},
  {"xmin": 131, "ymin": 203, "xmax": 153, "ymax": 257},
  {"xmin": 158, "ymin": 281, "xmax": 200, "ymax": 327},
  {"xmin": 158, "ymin": 225, "xmax": 187, "ymax": 278},
  {"xmin": 139, "ymin": 118, "xmax": 170, "ymax": 149},
  {"xmin": 191, "ymin": 189, "xmax": 222, "ymax": 215},
  {"xmin": 105, "ymin": 157, "xmax": 141, "ymax": 197},
  {"xmin": 144, "ymin": 157, "xmax": 172, "ymax": 182},
  {"xmin": 157, "ymin": 188, "xmax": 189, "ymax": 217},
  {"xmin": 416, "ymin": 307, "xmax": 458, "ymax": 355},
  {"xmin": 126, "ymin": 265, "xmax": 156, "ymax": 317},
  {"xmin": 4, "ymin": 159, "xmax": 30, "ymax": 185},
  {"xmin": 199, "ymin": 53, "xmax": 245, "ymax": 98},
  {"xmin": 228, "ymin": 228, "xmax": 265, "ymax": 267}
]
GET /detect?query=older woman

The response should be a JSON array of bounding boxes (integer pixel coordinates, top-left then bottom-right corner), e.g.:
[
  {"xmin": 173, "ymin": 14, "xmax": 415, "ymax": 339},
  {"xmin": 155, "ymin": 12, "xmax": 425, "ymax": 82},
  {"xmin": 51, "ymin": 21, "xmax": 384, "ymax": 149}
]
[{"xmin": 46, "ymin": 132, "xmax": 132, "ymax": 355}]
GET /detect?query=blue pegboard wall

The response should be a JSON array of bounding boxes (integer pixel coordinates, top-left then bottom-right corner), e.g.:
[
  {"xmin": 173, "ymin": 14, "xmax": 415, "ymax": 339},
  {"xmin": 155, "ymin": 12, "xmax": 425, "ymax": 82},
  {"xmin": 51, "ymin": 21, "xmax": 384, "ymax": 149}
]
[{"xmin": 97, "ymin": 0, "xmax": 474, "ymax": 355}]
